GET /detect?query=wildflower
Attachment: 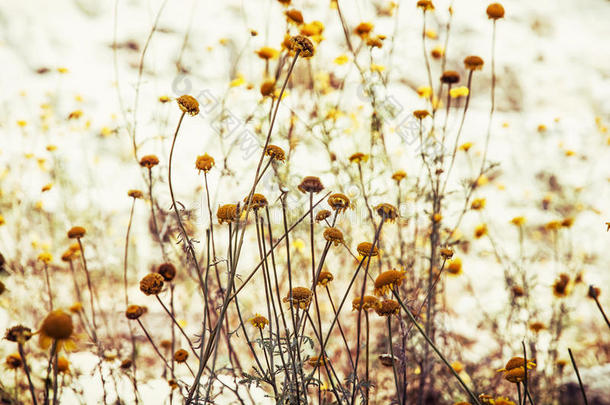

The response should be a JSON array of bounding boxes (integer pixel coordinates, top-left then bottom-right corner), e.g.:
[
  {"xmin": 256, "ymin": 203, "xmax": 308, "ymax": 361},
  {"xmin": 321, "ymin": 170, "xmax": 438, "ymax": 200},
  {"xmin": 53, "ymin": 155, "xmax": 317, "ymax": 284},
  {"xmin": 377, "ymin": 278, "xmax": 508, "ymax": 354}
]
[
  {"xmin": 497, "ymin": 357, "xmax": 536, "ymax": 381},
  {"xmin": 69, "ymin": 302, "xmax": 83, "ymax": 313},
  {"xmin": 375, "ymin": 299, "xmax": 400, "ymax": 316},
  {"xmin": 4, "ymin": 325, "xmax": 33, "ymax": 344},
  {"xmin": 479, "ymin": 394, "xmax": 495, "ymax": 404},
  {"xmin": 159, "ymin": 95, "xmax": 171, "ymax": 103},
  {"xmin": 289, "ymin": 35, "xmax": 314, "ymax": 57},
  {"xmin": 39, "ymin": 310, "xmax": 76, "ymax": 351},
  {"xmin": 379, "ymin": 354, "xmax": 398, "ymax": 367},
  {"xmin": 328, "ymin": 193, "xmax": 350, "ymax": 213},
  {"xmin": 392, "ymin": 170, "xmax": 407, "ymax": 182},
  {"xmin": 160, "ymin": 340, "xmax": 172, "ymax": 351},
  {"xmin": 306, "ymin": 355, "xmax": 327, "ymax": 367},
  {"xmin": 5, "ymin": 353, "xmax": 22, "ymax": 370},
  {"xmin": 561, "ymin": 217, "xmax": 574, "ymax": 228},
  {"xmin": 128, "ymin": 189, "xmax": 144, "ymax": 199},
  {"xmin": 243, "ymin": 194, "xmax": 268, "ymax": 210},
  {"xmin": 354, "ymin": 22, "xmax": 374, "ymax": 38},
  {"xmin": 464, "ymin": 55, "xmax": 484, "ymax": 71},
  {"xmin": 300, "ymin": 21, "xmax": 324, "ymax": 38},
  {"xmin": 125, "ymin": 305, "xmax": 146, "ymax": 320},
  {"xmin": 474, "ymin": 224, "xmax": 488, "ymax": 238},
  {"xmin": 375, "ymin": 203, "xmax": 398, "ymax": 223},
  {"xmin": 265, "ymin": 145, "xmax": 286, "ymax": 161},
  {"xmin": 139, "ymin": 155, "xmax": 160, "ymax": 169},
  {"xmin": 323, "ymin": 227, "xmax": 344, "ymax": 246},
  {"xmin": 316, "ymin": 210, "xmax": 331, "ymax": 222},
  {"xmin": 529, "ymin": 321, "xmax": 546, "ymax": 333},
  {"xmin": 285, "ymin": 9, "xmax": 304, "ymax": 24},
  {"xmin": 157, "ymin": 263, "xmax": 177, "ymax": 282},
  {"xmin": 367, "ymin": 36, "xmax": 384, "ymax": 48},
  {"xmin": 283, "ymin": 287, "xmax": 313, "ymax": 310},
  {"xmin": 413, "ymin": 110, "xmax": 430, "ymax": 119},
  {"xmin": 494, "ymin": 398, "xmax": 516, "ymax": 405},
  {"xmin": 486, "ymin": 3, "xmax": 505, "ymax": 20},
  {"xmin": 511, "ymin": 285, "xmax": 525, "ymax": 297},
  {"xmin": 317, "ymin": 271, "xmax": 334, "ymax": 286},
  {"xmin": 255, "ymin": 47, "xmax": 279, "ymax": 60},
  {"xmin": 459, "ymin": 142, "xmax": 473, "ymax": 152},
  {"xmin": 432, "ymin": 213, "xmax": 442, "ymax": 222},
  {"xmin": 416, "ymin": 0, "xmax": 434, "ymax": 11},
  {"xmin": 68, "ymin": 110, "xmax": 83, "ymax": 120},
  {"xmin": 140, "ymin": 273, "xmax": 165, "ymax": 295},
  {"xmin": 374, "ymin": 269, "xmax": 407, "ymax": 295},
  {"xmin": 471, "ymin": 198, "xmax": 486, "ymax": 210},
  {"xmin": 120, "ymin": 359, "xmax": 133, "ymax": 369},
  {"xmin": 174, "ymin": 349, "xmax": 189, "ymax": 363},
  {"xmin": 260, "ymin": 80, "xmax": 276, "ymax": 97},
  {"xmin": 57, "ymin": 357, "xmax": 70, "ymax": 373},
  {"xmin": 588, "ymin": 285, "xmax": 601, "ymax": 299},
  {"xmin": 334, "ymin": 54, "xmax": 349, "ymax": 65},
  {"xmin": 446, "ymin": 258, "xmax": 462, "ymax": 275},
  {"xmin": 349, "ymin": 152, "xmax": 369, "ymax": 164},
  {"xmin": 41, "ymin": 183, "xmax": 53, "ymax": 192},
  {"xmin": 450, "ymin": 86, "xmax": 469, "ymax": 98},
  {"xmin": 440, "ymin": 70, "xmax": 460, "ymax": 84},
  {"xmin": 431, "ymin": 45, "xmax": 444, "ymax": 59},
  {"xmin": 217, "ymin": 204, "xmax": 240, "ymax": 224},
  {"xmin": 67, "ymin": 226, "xmax": 86, "ymax": 239},
  {"xmin": 352, "ymin": 296, "xmax": 380, "ymax": 311},
  {"xmin": 451, "ymin": 361, "xmax": 464, "ymax": 373},
  {"xmin": 440, "ymin": 247, "xmax": 454, "ymax": 259},
  {"xmin": 545, "ymin": 220, "xmax": 561, "ymax": 231},
  {"xmin": 511, "ymin": 216, "xmax": 525, "ymax": 226},
  {"xmin": 195, "ymin": 154, "xmax": 215, "ymax": 173},
  {"xmin": 417, "ymin": 86, "xmax": 432, "ymax": 98},
  {"xmin": 357, "ymin": 242, "xmax": 379, "ymax": 257},
  {"xmin": 278, "ymin": 0, "xmax": 290, "ymax": 5},
  {"xmin": 38, "ymin": 252, "xmax": 53, "ymax": 263},
  {"xmin": 552, "ymin": 273, "xmax": 570, "ymax": 298},
  {"xmin": 298, "ymin": 176, "xmax": 324, "ymax": 193},
  {"xmin": 176, "ymin": 95, "xmax": 199, "ymax": 116}
]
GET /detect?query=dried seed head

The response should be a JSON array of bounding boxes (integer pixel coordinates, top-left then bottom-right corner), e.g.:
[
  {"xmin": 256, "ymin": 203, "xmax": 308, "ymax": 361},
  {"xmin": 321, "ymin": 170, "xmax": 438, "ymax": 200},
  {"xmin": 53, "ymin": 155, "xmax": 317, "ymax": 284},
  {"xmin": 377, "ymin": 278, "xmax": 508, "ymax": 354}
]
[
  {"xmin": 139, "ymin": 155, "xmax": 160, "ymax": 169},
  {"xmin": 125, "ymin": 305, "xmax": 147, "ymax": 320},
  {"xmin": 177, "ymin": 95, "xmax": 200, "ymax": 116},
  {"xmin": 67, "ymin": 226, "xmax": 86, "ymax": 239},
  {"xmin": 323, "ymin": 227, "xmax": 344, "ymax": 246},
  {"xmin": 392, "ymin": 170, "xmax": 407, "ymax": 182},
  {"xmin": 317, "ymin": 271, "xmax": 334, "ymax": 286},
  {"xmin": 375, "ymin": 299, "xmax": 400, "ymax": 316},
  {"xmin": 440, "ymin": 247, "xmax": 454, "ymax": 259},
  {"xmin": 374, "ymin": 269, "xmax": 407, "ymax": 296},
  {"xmin": 315, "ymin": 209, "xmax": 331, "ymax": 222},
  {"xmin": 174, "ymin": 349, "xmax": 189, "ymax": 363},
  {"xmin": 289, "ymin": 35, "xmax": 315, "ymax": 57},
  {"xmin": 588, "ymin": 285, "xmax": 601, "ymax": 300},
  {"xmin": 413, "ymin": 110, "xmax": 430, "ymax": 120},
  {"xmin": 486, "ymin": 3, "xmax": 505, "ymax": 20},
  {"xmin": 265, "ymin": 145, "xmax": 286, "ymax": 161},
  {"xmin": 5, "ymin": 325, "xmax": 33, "ymax": 343},
  {"xmin": 511, "ymin": 285, "xmax": 525, "ymax": 297},
  {"xmin": 352, "ymin": 295, "xmax": 380, "ymax": 311},
  {"xmin": 440, "ymin": 70, "xmax": 460, "ymax": 84},
  {"xmin": 464, "ymin": 55, "xmax": 484, "ymax": 71},
  {"xmin": 349, "ymin": 152, "xmax": 368, "ymax": 164},
  {"xmin": 243, "ymin": 193, "xmax": 268, "ymax": 211},
  {"xmin": 249, "ymin": 314, "xmax": 269, "ymax": 329},
  {"xmin": 298, "ymin": 176, "xmax": 324, "ymax": 193},
  {"xmin": 217, "ymin": 204, "xmax": 240, "ymax": 224},
  {"xmin": 5, "ymin": 353, "xmax": 22, "ymax": 369},
  {"xmin": 357, "ymin": 242, "xmax": 379, "ymax": 257},
  {"xmin": 354, "ymin": 22, "xmax": 374, "ymax": 38},
  {"xmin": 195, "ymin": 154, "xmax": 215, "ymax": 173},
  {"xmin": 446, "ymin": 258, "xmax": 462, "ymax": 275},
  {"xmin": 285, "ymin": 9, "xmax": 304, "ymax": 24},
  {"xmin": 375, "ymin": 203, "xmax": 398, "ymax": 223},
  {"xmin": 140, "ymin": 273, "xmax": 164, "ymax": 295},
  {"xmin": 128, "ymin": 189, "xmax": 144, "ymax": 199},
  {"xmin": 40, "ymin": 310, "xmax": 73, "ymax": 340},
  {"xmin": 157, "ymin": 263, "xmax": 177, "ymax": 282},
  {"xmin": 328, "ymin": 193, "xmax": 350, "ymax": 213},
  {"xmin": 260, "ymin": 80, "xmax": 276, "ymax": 98},
  {"xmin": 417, "ymin": 0, "xmax": 434, "ymax": 11},
  {"xmin": 552, "ymin": 273, "xmax": 570, "ymax": 298},
  {"xmin": 283, "ymin": 287, "xmax": 313, "ymax": 309}
]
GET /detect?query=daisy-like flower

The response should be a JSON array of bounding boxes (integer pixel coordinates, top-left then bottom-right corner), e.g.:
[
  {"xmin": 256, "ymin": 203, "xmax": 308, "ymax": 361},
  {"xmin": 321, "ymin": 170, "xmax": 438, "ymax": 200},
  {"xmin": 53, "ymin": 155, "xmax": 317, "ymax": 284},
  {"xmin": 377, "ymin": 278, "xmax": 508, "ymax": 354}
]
[
  {"xmin": 375, "ymin": 203, "xmax": 398, "ymax": 223},
  {"xmin": 174, "ymin": 349, "xmax": 189, "ymax": 363},
  {"xmin": 323, "ymin": 227, "xmax": 344, "ymax": 246},
  {"xmin": 352, "ymin": 295, "xmax": 380, "ymax": 311},
  {"xmin": 283, "ymin": 287, "xmax": 313, "ymax": 310},
  {"xmin": 375, "ymin": 299, "xmax": 400, "ymax": 316},
  {"xmin": 38, "ymin": 310, "xmax": 76, "ymax": 352},
  {"xmin": 249, "ymin": 314, "xmax": 269, "ymax": 330},
  {"xmin": 196, "ymin": 154, "xmax": 215, "ymax": 173},
  {"xmin": 374, "ymin": 269, "xmax": 406, "ymax": 296},
  {"xmin": 497, "ymin": 357, "xmax": 536, "ymax": 383},
  {"xmin": 177, "ymin": 95, "xmax": 199, "ymax": 116},
  {"xmin": 217, "ymin": 204, "xmax": 240, "ymax": 224},
  {"xmin": 357, "ymin": 242, "xmax": 379, "ymax": 257},
  {"xmin": 317, "ymin": 271, "xmax": 334, "ymax": 286},
  {"xmin": 328, "ymin": 193, "xmax": 350, "ymax": 213},
  {"xmin": 265, "ymin": 145, "xmax": 286, "ymax": 161}
]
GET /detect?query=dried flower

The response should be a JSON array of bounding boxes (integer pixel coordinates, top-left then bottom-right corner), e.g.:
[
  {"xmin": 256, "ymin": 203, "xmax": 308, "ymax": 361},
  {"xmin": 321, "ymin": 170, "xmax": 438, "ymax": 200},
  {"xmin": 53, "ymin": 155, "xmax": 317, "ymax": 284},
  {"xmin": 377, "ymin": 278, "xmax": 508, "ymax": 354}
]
[
  {"xmin": 588, "ymin": 285, "xmax": 601, "ymax": 299},
  {"xmin": 177, "ymin": 95, "xmax": 199, "ymax": 116},
  {"xmin": 328, "ymin": 193, "xmax": 350, "ymax": 213},
  {"xmin": 317, "ymin": 271, "xmax": 334, "ymax": 286},
  {"xmin": 486, "ymin": 3, "xmax": 505, "ymax": 20},
  {"xmin": 375, "ymin": 203, "xmax": 398, "ymax": 223},
  {"xmin": 249, "ymin": 314, "xmax": 269, "ymax": 329},
  {"xmin": 417, "ymin": 0, "xmax": 434, "ymax": 11},
  {"xmin": 67, "ymin": 226, "xmax": 86, "ymax": 239},
  {"xmin": 474, "ymin": 224, "xmax": 488, "ymax": 238},
  {"xmin": 354, "ymin": 22, "xmax": 374, "ymax": 38},
  {"xmin": 217, "ymin": 204, "xmax": 240, "ymax": 224},
  {"xmin": 255, "ymin": 47, "xmax": 279, "ymax": 60},
  {"xmin": 139, "ymin": 155, "xmax": 160, "ymax": 169},
  {"xmin": 174, "ymin": 349, "xmax": 189, "ymax": 363},
  {"xmin": 289, "ymin": 35, "xmax": 314, "ymax": 57},
  {"xmin": 464, "ymin": 55, "xmax": 484, "ymax": 71},
  {"xmin": 140, "ymin": 273, "xmax": 165, "ymax": 295},
  {"xmin": 440, "ymin": 70, "xmax": 460, "ymax": 84},
  {"xmin": 529, "ymin": 321, "xmax": 546, "ymax": 333},
  {"xmin": 39, "ymin": 310, "xmax": 75, "ymax": 351},
  {"xmin": 379, "ymin": 354, "xmax": 398, "ymax": 367},
  {"xmin": 497, "ymin": 357, "xmax": 536, "ymax": 375},
  {"xmin": 5, "ymin": 325, "xmax": 33, "ymax": 344},
  {"xmin": 471, "ymin": 198, "xmax": 486, "ymax": 210},
  {"xmin": 243, "ymin": 194, "xmax": 268, "ymax": 211},
  {"xmin": 283, "ymin": 287, "xmax": 313, "ymax": 310},
  {"xmin": 392, "ymin": 170, "xmax": 407, "ymax": 182},
  {"xmin": 128, "ymin": 189, "xmax": 144, "ymax": 199},
  {"xmin": 375, "ymin": 299, "xmax": 400, "ymax": 316},
  {"xmin": 357, "ymin": 242, "xmax": 379, "ymax": 257},
  {"xmin": 125, "ymin": 305, "xmax": 146, "ymax": 320},
  {"xmin": 157, "ymin": 263, "xmax": 176, "ymax": 282},
  {"xmin": 323, "ymin": 227, "xmax": 344, "ymax": 246},
  {"xmin": 260, "ymin": 80, "xmax": 276, "ymax": 98},
  {"xmin": 552, "ymin": 273, "xmax": 570, "ymax": 298},
  {"xmin": 440, "ymin": 247, "xmax": 454, "ymax": 259},
  {"xmin": 316, "ymin": 210, "xmax": 331, "ymax": 222},
  {"xmin": 298, "ymin": 176, "xmax": 324, "ymax": 193},
  {"xmin": 374, "ymin": 269, "xmax": 407, "ymax": 295},
  {"xmin": 265, "ymin": 145, "xmax": 286, "ymax": 161},
  {"xmin": 196, "ymin": 154, "xmax": 215, "ymax": 173},
  {"xmin": 446, "ymin": 258, "xmax": 462, "ymax": 275},
  {"xmin": 413, "ymin": 110, "xmax": 430, "ymax": 120},
  {"xmin": 349, "ymin": 152, "xmax": 369, "ymax": 164},
  {"xmin": 511, "ymin": 285, "xmax": 525, "ymax": 298},
  {"xmin": 306, "ymin": 355, "xmax": 327, "ymax": 367},
  {"xmin": 352, "ymin": 295, "xmax": 380, "ymax": 311},
  {"xmin": 5, "ymin": 353, "xmax": 22, "ymax": 370},
  {"xmin": 285, "ymin": 9, "xmax": 304, "ymax": 24}
]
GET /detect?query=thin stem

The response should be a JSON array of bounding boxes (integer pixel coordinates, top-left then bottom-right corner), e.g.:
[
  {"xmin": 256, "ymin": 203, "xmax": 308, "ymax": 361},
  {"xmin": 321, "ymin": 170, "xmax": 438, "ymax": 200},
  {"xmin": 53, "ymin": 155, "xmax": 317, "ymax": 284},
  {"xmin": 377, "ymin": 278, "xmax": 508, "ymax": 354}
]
[
  {"xmin": 18, "ymin": 343, "xmax": 38, "ymax": 405},
  {"xmin": 568, "ymin": 348, "xmax": 589, "ymax": 405}
]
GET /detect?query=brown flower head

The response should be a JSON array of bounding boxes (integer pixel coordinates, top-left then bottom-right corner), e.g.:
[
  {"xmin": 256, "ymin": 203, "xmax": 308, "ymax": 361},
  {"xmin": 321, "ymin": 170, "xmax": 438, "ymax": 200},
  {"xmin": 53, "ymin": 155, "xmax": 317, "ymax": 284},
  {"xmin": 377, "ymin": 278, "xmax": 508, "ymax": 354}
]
[
  {"xmin": 375, "ymin": 299, "xmax": 400, "ymax": 316},
  {"xmin": 413, "ymin": 110, "xmax": 430, "ymax": 120},
  {"xmin": 125, "ymin": 305, "xmax": 147, "ymax": 320},
  {"xmin": 374, "ymin": 269, "xmax": 407, "ymax": 295},
  {"xmin": 57, "ymin": 356, "xmax": 70, "ymax": 373},
  {"xmin": 511, "ymin": 285, "xmax": 525, "ymax": 297},
  {"xmin": 217, "ymin": 204, "xmax": 240, "ymax": 224},
  {"xmin": 139, "ymin": 155, "xmax": 160, "ymax": 169},
  {"xmin": 323, "ymin": 227, "xmax": 344, "ymax": 246},
  {"xmin": 140, "ymin": 273, "xmax": 164, "ymax": 295},
  {"xmin": 128, "ymin": 189, "xmax": 144, "ymax": 199},
  {"xmin": 486, "ymin": 3, "xmax": 505, "ymax": 20},
  {"xmin": 440, "ymin": 70, "xmax": 460, "ymax": 84},
  {"xmin": 5, "ymin": 353, "xmax": 22, "ymax": 370},
  {"xmin": 5, "ymin": 325, "xmax": 33, "ymax": 344},
  {"xmin": 497, "ymin": 357, "xmax": 536, "ymax": 373},
  {"xmin": 375, "ymin": 203, "xmax": 398, "ymax": 223},
  {"xmin": 464, "ymin": 55, "xmax": 484, "ymax": 71},
  {"xmin": 354, "ymin": 22, "xmax": 374, "ymax": 38},
  {"xmin": 260, "ymin": 80, "xmax": 276, "ymax": 98},
  {"xmin": 417, "ymin": 0, "xmax": 434, "ymax": 11},
  {"xmin": 120, "ymin": 359, "xmax": 133, "ymax": 369},
  {"xmin": 352, "ymin": 295, "xmax": 380, "ymax": 311},
  {"xmin": 157, "ymin": 263, "xmax": 177, "ymax": 282},
  {"xmin": 243, "ymin": 194, "xmax": 268, "ymax": 211},
  {"xmin": 196, "ymin": 154, "xmax": 215, "ymax": 173},
  {"xmin": 298, "ymin": 176, "xmax": 324, "ymax": 193},
  {"xmin": 379, "ymin": 353, "xmax": 398, "ymax": 367},
  {"xmin": 67, "ymin": 226, "xmax": 86, "ymax": 239},
  {"xmin": 328, "ymin": 193, "xmax": 350, "ymax": 213},
  {"xmin": 588, "ymin": 285, "xmax": 601, "ymax": 300},
  {"xmin": 39, "ymin": 310, "xmax": 75, "ymax": 351},
  {"xmin": 529, "ymin": 321, "xmax": 546, "ymax": 333},
  {"xmin": 285, "ymin": 9, "xmax": 304, "ymax": 24},
  {"xmin": 357, "ymin": 242, "xmax": 379, "ymax": 257},
  {"xmin": 283, "ymin": 287, "xmax": 313, "ymax": 310},
  {"xmin": 174, "ymin": 349, "xmax": 189, "ymax": 363},
  {"xmin": 289, "ymin": 35, "xmax": 314, "ymax": 57},
  {"xmin": 440, "ymin": 247, "xmax": 454, "ymax": 259},
  {"xmin": 317, "ymin": 271, "xmax": 334, "ymax": 286},
  {"xmin": 177, "ymin": 95, "xmax": 199, "ymax": 116},
  {"xmin": 249, "ymin": 314, "xmax": 269, "ymax": 329},
  {"xmin": 306, "ymin": 355, "xmax": 327, "ymax": 368},
  {"xmin": 552, "ymin": 273, "xmax": 570, "ymax": 298},
  {"xmin": 349, "ymin": 152, "xmax": 368, "ymax": 164},
  {"xmin": 392, "ymin": 170, "xmax": 407, "ymax": 182},
  {"xmin": 315, "ymin": 209, "xmax": 331, "ymax": 222},
  {"xmin": 265, "ymin": 145, "xmax": 286, "ymax": 161}
]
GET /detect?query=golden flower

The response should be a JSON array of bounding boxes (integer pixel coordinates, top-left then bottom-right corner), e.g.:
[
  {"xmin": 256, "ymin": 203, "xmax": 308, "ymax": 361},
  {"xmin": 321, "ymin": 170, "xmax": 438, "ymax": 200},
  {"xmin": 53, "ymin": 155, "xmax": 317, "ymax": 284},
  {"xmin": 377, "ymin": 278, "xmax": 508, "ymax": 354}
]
[
  {"xmin": 528, "ymin": 321, "xmax": 546, "ymax": 333},
  {"xmin": 285, "ymin": 9, "xmax": 304, "ymax": 24},
  {"xmin": 440, "ymin": 70, "xmax": 460, "ymax": 84},
  {"xmin": 38, "ymin": 252, "xmax": 53, "ymax": 263},
  {"xmin": 128, "ymin": 189, "xmax": 144, "ymax": 199},
  {"xmin": 352, "ymin": 295, "xmax": 380, "ymax": 311},
  {"xmin": 39, "ymin": 310, "xmax": 76, "ymax": 351},
  {"xmin": 588, "ymin": 285, "xmax": 601, "ymax": 300},
  {"xmin": 511, "ymin": 216, "xmax": 525, "ymax": 226},
  {"xmin": 317, "ymin": 271, "xmax": 334, "ymax": 286},
  {"xmin": 459, "ymin": 142, "xmax": 473, "ymax": 152},
  {"xmin": 283, "ymin": 287, "xmax": 313, "ymax": 309},
  {"xmin": 349, "ymin": 152, "xmax": 369, "ymax": 164},
  {"xmin": 552, "ymin": 273, "xmax": 570, "ymax": 298},
  {"xmin": 497, "ymin": 357, "xmax": 536, "ymax": 373},
  {"xmin": 5, "ymin": 325, "xmax": 33, "ymax": 344},
  {"xmin": 67, "ymin": 110, "xmax": 83, "ymax": 120},
  {"xmin": 177, "ymin": 95, "xmax": 199, "ymax": 116},
  {"xmin": 265, "ymin": 145, "xmax": 286, "ymax": 161},
  {"xmin": 545, "ymin": 220, "xmax": 561, "ymax": 231},
  {"xmin": 413, "ymin": 110, "xmax": 430, "ymax": 120},
  {"xmin": 511, "ymin": 285, "xmax": 525, "ymax": 297},
  {"xmin": 5, "ymin": 353, "xmax": 22, "ymax": 370},
  {"xmin": 217, "ymin": 204, "xmax": 240, "ymax": 224},
  {"xmin": 69, "ymin": 302, "xmax": 83, "ymax": 313},
  {"xmin": 479, "ymin": 394, "xmax": 495, "ymax": 404},
  {"xmin": 354, "ymin": 22, "xmax": 374, "ymax": 38},
  {"xmin": 561, "ymin": 217, "xmax": 574, "ymax": 228},
  {"xmin": 300, "ymin": 21, "xmax": 324, "ymax": 37},
  {"xmin": 243, "ymin": 193, "xmax": 268, "ymax": 211},
  {"xmin": 323, "ymin": 227, "xmax": 344, "ymax": 246},
  {"xmin": 255, "ymin": 46, "xmax": 279, "ymax": 60},
  {"xmin": 249, "ymin": 314, "xmax": 269, "ymax": 329},
  {"xmin": 260, "ymin": 80, "xmax": 276, "ymax": 97},
  {"xmin": 446, "ymin": 258, "xmax": 462, "ymax": 275},
  {"xmin": 125, "ymin": 305, "xmax": 147, "ymax": 320},
  {"xmin": 140, "ymin": 273, "xmax": 165, "ymax": 295},
  {"xmin": 471, "ymin": 198, "xmax": 486, "ymax": 210},
  {"xmin": 195, "ymin": 154, "xmax": 215, "ymax": 173},
  {"xmin": 367, "ymin": 36, "xmax": 384, "ymax": 48},
  {"xmin": 474, "ymin": 224, "xmax": 488, "ymax": 238},
  {"xmin": 328, "ymin": 193, "xmax": 350, "ymax": 213},
  {"xmin": 67, "ymin": 226, "xmax": 86, "ymax": 239},
  {"xmin": 374, "ymin": 269, "xmax": 406, "ymax": 296},
  {"xmin": 298, "ymin": 176, "xmax": 324, "ymax": 193},
  {"xmin": 440, "ymin": 247, "xmax": 454, "ymax": 259},
  {"xmin": 451, "ymin": 361, "xmax": 464, "ymax": 373},
  {"xmin": 486, "ymin": 3, "xmax": 505, "ymax": 20},
  {"xmin": 159, "ymin": 95, "xmax": 171, "ymax": 103},
  {"xmin": 375, "ymin": 299, "xmax": 400, "ymax": 316},
  {"xmin": 464, "ymin": 55, "xmax": 484, "ymax": 71},
  {"xmin": 431, "ymin": 45, "xmax": 444, "ymax": 59},
  {"xmin": 376, "ymin": 203, "xmax": 398, "ymax": 223},
  {"xmin": 174, "ymin": 349, "xmax": 189, "ymax": 363},
  {"xmin": 392, "ymin": 170, "xmax": 407, "ymax": 182},
  {"xmin": 417, "ymin": 0, "xmax": 434, "ymax": 11},
  {"xmin": 57, "ymin": 356, "xmax": 70, "ymax": 373},
  {"xmin": 289, "ymin": 35, "xmax": 314, "ymax": 57},
  {"xmin": 306, "ymin": 355, "xmax": 327, "ymax": 367},
  {"xmin": 357, "ymin": 242, "xmax": 379, "ymax": 257},
  {"xmin": 315, "ymin": 210, "xmax": 331, "ymax": 222},
  {"xmin": 503, "ymin": 367, "xmax": 526, "ymax": 383},
  {"xmin": 157, "ymin": 263, "xmax": 177, "ymax": 282}
]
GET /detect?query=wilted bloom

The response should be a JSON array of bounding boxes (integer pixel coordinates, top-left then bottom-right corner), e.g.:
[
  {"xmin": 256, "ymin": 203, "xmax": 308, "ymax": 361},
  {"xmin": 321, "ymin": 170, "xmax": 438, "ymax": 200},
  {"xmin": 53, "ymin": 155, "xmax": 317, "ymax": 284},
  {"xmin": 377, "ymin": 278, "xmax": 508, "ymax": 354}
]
[
  {"xmin": 379, "ymin": 354, "xmax": 398, "ymax": 367},
  {"xmin": 125, "ymin": 305, "xmax": 146, "ymax": 320},
  {"xmin": 328, "ymin": 193, "xmax": 350, "ymax": 213},
  {"xmin": 38, "ymin": 310, "xmax": 76, "ymax": 351},
  {"xmin": 139, "ymin": 155, "xmax": 159, "ymax": 169},
  {"xmin": 140, "ymin": 273, "xmax": 164, "ymax": 295},
  {"xmin": 464, "ymin": 55, "xmax": 484, "ymax": 71},
  {"xmin": 441, "ymin": 70, "xmax": 460, "ymax": 84},
  {"xmin": 157, "ymin": 263, "xmax": 176, "ymax": 282},
  {"xmin": 374, "ymin": 269, "xmax": 407, "ymax": 295},
  {"xmin": 5, "ymin": 325, "xmax": 33, "ymax": 344},
  {"xmin": 174, "ymin": 349, "xmax": 189, "ymax": 363},
  {"xmin": 413, "ymin": 110, "xmax": 430, "ymax": 120},
  {"xmin": 67, "ymin": 226, "xmax": 86, "ymax": 239},
  {"xmin": 176, "ymin": 95, "xmax": 199, "ymax": 116},
  {"xmin": 552, "ymin": 273, "xmax": 570, "ymax": 298},
  {"xmin": 217, "ymin": 204, "xmax": 240, "ymax": 224},
  {"xmin": 298, "ymin": 176, "xmax": 324, "ymax": 193},
  {"xmin": 283, "ymin": 287, "xmax": 313, "ymax": 309},
  {"xmin": 196, "ymin": 154, "xmax": 215, "ymax": 173},
  {"xmin": 529, "ymin": 321, "xmax": 546, "ymax": 333},
  {"xmin": 375, "ymin": 299, "xmax": 400, "ymax": 316},
  {"xmin": 354, "ymin": 22, "xmax": 374, "ymax": 38},
  {"xmin": 352, "ymin": 296, "xmax": 380, "ymax": 311},
  {"xmin": 497, "ymin": 357, "xmax": 536, "ymax": 383},
  {"xmin": 511, "ymin": 285, "xmax": 525, "ymax": 297},
  {"xmin": 5, "ymin": 353, "xmax": 22, "ymax": 370},
  {"xmin": 323, "ymin": 227, "xmax": 344, "ymax": 246},
  {"xmin": 440, "ymin": 247, "xmax": 454, "ymax": 259},
  {"xmin": 249, "ymin": 314, "xmax": 269, "ymax": 330},
  {"xmin": 317, "ymin": 271, "xmax": 334, "ymax": 286},
  {"xmin": 375, "ymin": 203, "xmax": 398, "ymax": 223},
  {"xmin": 265, "ymin": 145, "xmax": 286, "ymax": 161},
  {"xmin": 243, "ymin": 194, "xmax": 268, "ymax": 211},
  {"xmin": 316, "ymin": 210, "xmax": 331, "ymax": 222},
  {"xmin": 486, "ymin": 3, "xmax": 505, "ymax": 20},
  {"xmin": 588, "ymin": 285, "xmax": 601, "ymax": 299},
  {"xmin": 128, "ymin": 189, "xmax": 144, "ymax": 199},
  {"xmin": 289, "ymin": 35, "xmax": 314, "ymax": 57},
  {"xmin": 392, "ymin": 170, "xmax": 407, "ymax": 182},
  {"xmin": 357, "ymin": 242, "xmax": 379, "ymax": 257},
  {"xmin": 416, "ymin": 0, "xmax": 434, "ymax": 11},
  {"xmin": 260, "ymin": 80, "xmax": 276, "ymax": 98}
]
